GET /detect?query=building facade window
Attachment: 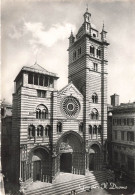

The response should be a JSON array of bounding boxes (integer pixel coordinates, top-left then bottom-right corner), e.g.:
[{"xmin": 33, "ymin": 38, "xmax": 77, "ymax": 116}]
[
  {"xmin": 45, "ymin": 125, "xmax": 51, "ymax": 137},
  {"xmin": 92, "ymin": 93, "xmax": 98, "ymax": 103},
  {"xmin": 39, "ymin": 76, "xmax": 44, "ymax": 86},
  {"xmin": 57, "ymin": 122, "xmax": 62, "ymax": 133},
  {"xmin": 73, "ymin": 51, "xmax": 76, "ymax": 60},
  {"xmin": 28, "ymin": 125, "xmax": 35, "ymax": 137},
  {"xmin": 37, "ymin": 125, "xmax": 43, "ymax": 137},
  {"xmin": 90, "ymin": 46, "xmax": 95, "ymax": 56},
  {"xmin": 37, "ymin": 90, "xmax": 46, "ymax": 98},
  {"xmin": 93, "ymin": 125, "xmax": 97, "ymax": 135},
  {"xmin": 36, "ymin": 104, "xmax": 48, "ymax": 119},
  {"xmin": 127, "ymin": 131, "xmax": 134, "ymax": 141},
  {"xmin": 96, "ymin": 48, "xmax": 101, "ymax": 58},
  {"xmin": 79, "ymin": 122, "xmax": 83, "ymax": 133},
  {"xmin": 121, "ymin": 131, "xmax": 124, "ymax": 141},
  {"xmin": 34, "ymin": 74, "xmax": 38, "ymax": 85},
  {"xmin": 89, "ymin": 125, "xmax": 92, "ymax": 135},
  {"xmin": 124, "ymin": 118, "xmax": 127, "ymax": 125},
  {"xmin": 28, "ymin": 73, "xmax": 33, "ymax": 84},
  {"xmin": 93, "ymin": 63, "xmax": 98, "ymax": 71},
  {"xmin": 98, "ymin": 125, "xmax": 102, "ymax": 134},
  {"xmin": 78, "ymin": 47, "xmax": 81, "ymax": 56},
  {"xmin": 114, "ymin": 131, "xmax": 117, "ymax": 140},
  {"xmin": 28, "ymin": 72, "xmax": 54, "ymax": 88},
  {"xmin": 91, "ymin": 108, "xmax": 99, "ymax": 120}
]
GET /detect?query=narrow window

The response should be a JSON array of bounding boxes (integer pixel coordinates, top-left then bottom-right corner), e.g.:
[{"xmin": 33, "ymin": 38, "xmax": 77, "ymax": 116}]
[
  {"xmin": 90, "ymin": 46, "xmax": 95, "ymax": 55},
  {"xmin": 79, "ymin": 122, "xmax": 83, "ymax": 133},
  {"xmin": 89, "ymin": 125, "xmax": 92, "ymax": 136},
  {"xmin": 39, "ymin": 76, "xmax": 43, "ymax": 86},
  {"xmin": 49, "ymin": 77, "xmax": 54, "ymax": 88},
  {"xmin": 34, "ymin": 74, "xmax": 38, "ymax": 85},
  {"xmin": 44, "ymin": 77, "xmax": 48, "ymax": 87},
  {"xmin": 57, "ymin": 122, "xmax": 62, "ymax": 133},
  {"xmin": 121, "ymin": 131, "xmax": 124, "ymax": 140},
  {"xmin": 114, "ymin": 131, "xmax": 117, "ymax": 139},
  {"xmin": 45, "ymin": 125, "xmax": 51, "ymax": 137},
  {"xmin": 28, "ymin": 73, "xmax": 33, "ymax": 84},
  {"xmin": 37, "ymin": 126, "xmax": 43, "ymax": 137}
]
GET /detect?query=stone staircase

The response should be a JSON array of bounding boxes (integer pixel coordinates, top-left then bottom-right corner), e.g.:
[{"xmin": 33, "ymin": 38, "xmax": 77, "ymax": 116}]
[{"xmin": 25, "ymin": 171, "xmax": 110, "ymax": 195}]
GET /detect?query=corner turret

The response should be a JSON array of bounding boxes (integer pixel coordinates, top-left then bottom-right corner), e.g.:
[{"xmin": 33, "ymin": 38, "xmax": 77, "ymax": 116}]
[
  {"xmin": 68, "ymin": 31, "xmax": 75, "ymax": 47},
  {"xmin": 101, "ymin": 23, "xmax": 107, "ymax": 42}
]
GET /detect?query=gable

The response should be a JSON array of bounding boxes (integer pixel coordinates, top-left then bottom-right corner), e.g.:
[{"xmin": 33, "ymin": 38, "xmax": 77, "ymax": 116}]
[{"xmin": 58, "ymin": 82, "xmax": 83, "ymax": 98}]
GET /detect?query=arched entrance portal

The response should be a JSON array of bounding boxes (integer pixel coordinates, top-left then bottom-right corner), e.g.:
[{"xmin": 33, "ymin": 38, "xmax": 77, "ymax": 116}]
[
  {"xmin": 57, "ymin": 131, "xmax": 85, "ymax": 175},
  {"xmin": 30, "ymin": 147, "xmax": 50, "ymax": 182},
  {"xmin": 89, "ymin": 144, "xmax": 101, "ymax": 171}
]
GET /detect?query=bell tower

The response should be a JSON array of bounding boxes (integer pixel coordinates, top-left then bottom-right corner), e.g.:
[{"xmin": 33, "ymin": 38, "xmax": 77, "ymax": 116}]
[{"xmin": 68, "ymin": 8, "xmax": 109, "ymax": 154}]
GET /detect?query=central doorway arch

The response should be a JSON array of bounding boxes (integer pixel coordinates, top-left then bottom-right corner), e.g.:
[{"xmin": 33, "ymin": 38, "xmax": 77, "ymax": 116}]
[{"xmin": 56, "ymin": 131, "xmax": 85, "ymax": 175}]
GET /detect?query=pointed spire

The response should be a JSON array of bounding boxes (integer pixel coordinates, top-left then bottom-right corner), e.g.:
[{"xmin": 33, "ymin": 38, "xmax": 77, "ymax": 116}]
[
  {"xmin": 86, "ymin": 3, "xmax": 88, "ymax": 12},
  {"xmin": 102, "ymin": 21, "xmax": 104, "ymax": 31},
  {"xmin": 71, "ymin": 30, "xmax": 73, "ymax": 36}
]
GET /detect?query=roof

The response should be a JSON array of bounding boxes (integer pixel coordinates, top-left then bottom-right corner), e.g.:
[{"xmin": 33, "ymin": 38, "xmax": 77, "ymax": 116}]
[
  {"xmin": 14, "ymin": 63, "xmax": 59, "ymax": 81},
  {"xmin": 111, "ymin": 102, "xmax": 135, "ymax": 113}
]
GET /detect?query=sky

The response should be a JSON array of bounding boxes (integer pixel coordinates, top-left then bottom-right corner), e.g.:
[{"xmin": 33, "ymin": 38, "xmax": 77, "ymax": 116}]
[{"xmin": 1, "ymin": 0, "xmax": 135, "ymax": 104}]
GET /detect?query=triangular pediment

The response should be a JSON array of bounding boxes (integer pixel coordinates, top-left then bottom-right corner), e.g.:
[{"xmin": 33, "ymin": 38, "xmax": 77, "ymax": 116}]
[
  {"xmin": 30, "ymin": 63, "xmax": 49, "ymax": 73},
  {"xmin": 59, "ymin": 82, "xmax": 83, "ymax": 97}
]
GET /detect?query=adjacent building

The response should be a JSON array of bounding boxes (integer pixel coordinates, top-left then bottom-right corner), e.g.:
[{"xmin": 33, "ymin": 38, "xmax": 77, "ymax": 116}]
[
  {"xmin": 108, "ymin": 97, "xmax": 135, "ymax": 182},
  {"xmin": 8, "ymin": 8, "xmax": 109, "ymax": 188},
  {"xmin": 1, "ymin": 102, "xmax": 12, "ymax": 181}
]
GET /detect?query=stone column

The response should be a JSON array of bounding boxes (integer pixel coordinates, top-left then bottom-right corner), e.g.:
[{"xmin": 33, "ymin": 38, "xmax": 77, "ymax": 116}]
[
  {"xmin": 43, "ymin": 127, "xmax": 45, "ymax": 142},
  {"xmin": 35, "ymin": 128, "xmax": 37, "ymax": 143}
]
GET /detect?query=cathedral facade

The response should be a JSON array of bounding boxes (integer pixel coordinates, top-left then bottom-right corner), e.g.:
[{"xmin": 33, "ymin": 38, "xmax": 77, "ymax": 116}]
[{"xmin": 11, "ymin": 9, "xmax": 109, "ymax": 186}]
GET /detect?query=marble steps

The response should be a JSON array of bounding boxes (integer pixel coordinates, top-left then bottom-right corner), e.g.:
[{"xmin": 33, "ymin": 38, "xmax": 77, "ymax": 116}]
[{"xmin": 25, "ymin": 171, "xmax": 108, "ymax": 195}]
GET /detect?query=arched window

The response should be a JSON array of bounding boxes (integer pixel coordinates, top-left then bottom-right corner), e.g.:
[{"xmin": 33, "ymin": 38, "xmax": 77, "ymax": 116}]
[
  {"xmin": 28, "ymin": 125, "xmax": 35, "ymax": 138},
  {"xmin": 57, "ymin": 122, "xmax": 62, "ymax": 133},
  {"xmin": 45, "ymin": 125, "xmax": 51, "ymax": 137},
  {"xmin": 93, "ymin": 125, "xmax": 97, "ymax": 134},
  {"xmin": 37, "ymin": 125, "xmax": 43, "ymax": 137},
  {"xmin": 98, "ymin": 125, "xmax": 102, "ymax": 135},
  {"xmin": 36, "ymin": 104, "xmax": 48, "ymax": 119},
  {"xmin": 42, "ymin": 109, "xmax": 48, "ymax": 119},
  {"xmin": 89, "ymin": 125, "xmax": 92, "ymax": 134},
  {"xmin": 79, "ymin": 122, "xmax": 83, "ymax": 133},
  {"xmin": 92, "ymin": 93, "xmax": 98, "ymax": 103},
  {"xmin": 90, "ymin": 46, "xmax": 95, "ymax": 55},
  {"xmin": 90, "ymin": 108, "xmax": 99, "ymax": 120}
]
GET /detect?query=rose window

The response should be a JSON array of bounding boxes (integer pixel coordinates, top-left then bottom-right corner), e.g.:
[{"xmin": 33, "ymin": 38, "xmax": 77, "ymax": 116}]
[{"xmin": 61, "ymin": 96, "xmax": 80, "ymax": 118}]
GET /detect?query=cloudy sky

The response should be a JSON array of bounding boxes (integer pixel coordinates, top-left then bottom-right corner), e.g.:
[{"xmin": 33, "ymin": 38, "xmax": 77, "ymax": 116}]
[{"xmin": 1, "ymin": 0, "xmax": 135, "ymax": 104}]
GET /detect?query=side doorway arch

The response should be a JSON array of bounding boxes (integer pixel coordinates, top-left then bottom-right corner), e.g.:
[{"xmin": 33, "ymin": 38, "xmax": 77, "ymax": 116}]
[
  {"xmin": 29, "ymin": 147, "xmax": 51, "ymax": 182},
  {"xmin": 89, "ymin": 144, "xmax": 102, "ymax": 171}
]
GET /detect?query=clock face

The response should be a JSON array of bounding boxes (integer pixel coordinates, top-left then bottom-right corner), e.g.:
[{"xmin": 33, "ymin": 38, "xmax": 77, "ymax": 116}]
[{"xmin": 61, "ymin": 96, "xmax": 80, "ymax": 118}]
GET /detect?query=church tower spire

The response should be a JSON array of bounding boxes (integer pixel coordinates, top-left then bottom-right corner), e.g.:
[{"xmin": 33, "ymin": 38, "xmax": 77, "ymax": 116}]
[
  {"xmin": 68, "ymin": 10, "xmax": 109, "ymax": 150},
  {"xmin": 101, "ymin": 22, "xmax": 107, "ymax": 42}
]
